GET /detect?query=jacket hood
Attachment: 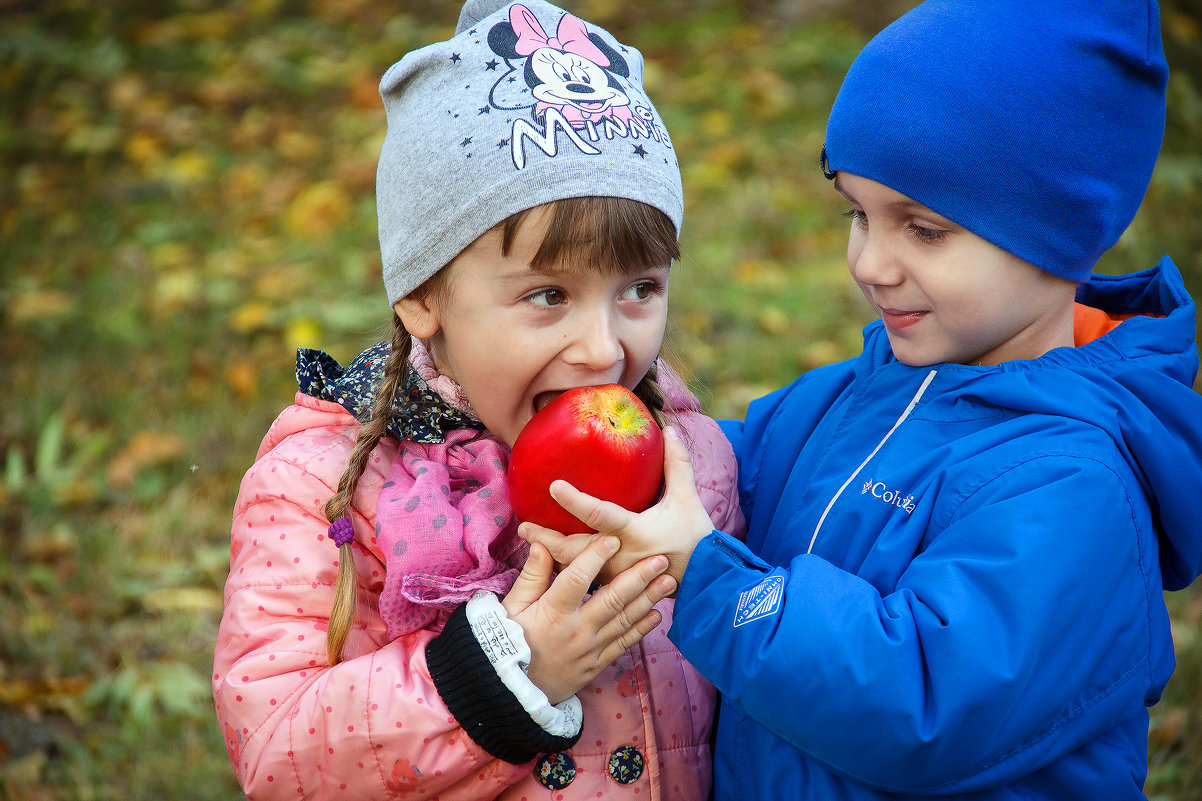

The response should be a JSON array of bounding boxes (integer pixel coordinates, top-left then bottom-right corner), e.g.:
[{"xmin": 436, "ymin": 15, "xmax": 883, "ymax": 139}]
[{"xmin": 862, "ymin": 257, "xmax": 1202, "ymax": 590}]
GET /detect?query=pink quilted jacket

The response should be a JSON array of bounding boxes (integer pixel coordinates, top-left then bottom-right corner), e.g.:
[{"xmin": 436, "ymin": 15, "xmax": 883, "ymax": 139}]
[{"xmin": 213, "ymin": 377, "xmax": 743, "ymax": 800}]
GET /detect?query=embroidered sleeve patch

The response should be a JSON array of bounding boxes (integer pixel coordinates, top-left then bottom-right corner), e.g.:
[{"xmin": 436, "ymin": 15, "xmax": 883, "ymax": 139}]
[{"xmin": 733, "ymin": 574, "xmax": 784, "ymax": 627}]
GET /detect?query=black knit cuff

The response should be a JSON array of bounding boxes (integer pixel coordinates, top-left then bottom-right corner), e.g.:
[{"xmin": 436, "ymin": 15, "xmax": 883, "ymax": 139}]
[{"xmin": 426, "ymin": 603, "xmax": 583, "ymax": 764}]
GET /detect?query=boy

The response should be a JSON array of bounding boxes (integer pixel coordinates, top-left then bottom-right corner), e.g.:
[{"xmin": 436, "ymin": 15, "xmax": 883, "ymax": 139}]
[{"xmin": 526, "ymin": 0, "xmax": 1202, "ymax": 797}]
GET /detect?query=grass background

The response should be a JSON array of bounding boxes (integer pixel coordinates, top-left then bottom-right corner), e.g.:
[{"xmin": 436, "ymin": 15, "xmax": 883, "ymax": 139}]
[{"xmin": 1, "ymin": 0, "xmax": 1200, "ymax": 798}]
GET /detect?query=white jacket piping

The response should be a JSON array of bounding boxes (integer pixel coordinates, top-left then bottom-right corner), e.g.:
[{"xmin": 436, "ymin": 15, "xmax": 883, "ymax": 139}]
[{"xmin": 806, "ymin": 369, "xmax": 938, "ymax": 554}]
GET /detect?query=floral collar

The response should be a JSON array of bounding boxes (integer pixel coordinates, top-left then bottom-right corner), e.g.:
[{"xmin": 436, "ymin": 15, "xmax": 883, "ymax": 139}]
[{"xmin": 296, "ymin": 342, "xmax": 486, "ymax": 444}]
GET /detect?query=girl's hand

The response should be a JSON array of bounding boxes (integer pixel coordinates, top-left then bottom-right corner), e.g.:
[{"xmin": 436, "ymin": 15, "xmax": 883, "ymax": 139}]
[
  {"xmin": 521, "ymin": 427, "xmax": 713, "ymax": 587},
  {"xmin": 501, "ymin": 537, "xmax": 676, "ymax": 705}
]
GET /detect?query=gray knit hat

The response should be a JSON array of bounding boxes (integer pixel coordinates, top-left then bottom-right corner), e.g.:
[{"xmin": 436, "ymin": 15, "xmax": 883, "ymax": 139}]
[{"xmin": 377, "ymin": 0, "xmax": 684, "ymax": 305}]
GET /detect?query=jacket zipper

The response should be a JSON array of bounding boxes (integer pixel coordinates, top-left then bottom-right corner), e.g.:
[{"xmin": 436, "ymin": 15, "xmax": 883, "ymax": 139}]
[{"xmin": 806, "ymin": 369, "xmax": 938, "ymax": 554}]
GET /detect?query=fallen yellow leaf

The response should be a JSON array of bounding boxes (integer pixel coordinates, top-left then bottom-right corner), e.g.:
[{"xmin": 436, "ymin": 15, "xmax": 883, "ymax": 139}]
[
  {"xmin": 225, "ymin": 360, "xmax": 258, "ymax": 400},
  {"xmin": 164, "ymin": 151, "xmax": 211, "ymax": 185},
  {"xmin": 284, "ymin": 180, "xmax": 352, "ymax": 238},
  {"xmin": 142, "ymin": 587, "xmax": 224, "ymax": 613},
  {"xmin": 8, "ymin": 289, "xmax": 75, "ymax": 324},
  {"xmin": 124, "ymin": 130, "xmax": 165, "ymax": 167},
  {"xmin": 229, "ymin": 300, "xmax": 272, "ymax": 333},
  {"xmin": 275, "ymin": 130, "xmax": 322, "ymax": 163},
  {"xmin": 285, "ymin": 318, "xmax": 323, "ymax": 350},
  {"xmin": 106, "ymin": 431, "xmax": 184, "ymax": 488}
]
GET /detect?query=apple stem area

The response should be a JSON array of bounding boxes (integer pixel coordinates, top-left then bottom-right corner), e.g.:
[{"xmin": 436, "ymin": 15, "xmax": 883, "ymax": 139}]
[{"xmin": 604, "ymin": 403, "xmax": 646, "ymax": 432}]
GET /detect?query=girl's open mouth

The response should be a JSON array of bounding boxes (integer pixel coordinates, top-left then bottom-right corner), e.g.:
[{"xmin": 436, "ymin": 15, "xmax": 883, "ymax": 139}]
[{"xmin": 533, "ymin": 390, "xmax": 565, "ymax": 413}]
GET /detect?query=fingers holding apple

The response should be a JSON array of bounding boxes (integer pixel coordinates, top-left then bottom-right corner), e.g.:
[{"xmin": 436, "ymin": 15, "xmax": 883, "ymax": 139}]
[
  {"xmin": 500, "ymin": 542, "xmax": 556, "ymax": 618},
  {"xmin": 507, "ymin": 384, "xmax": 665, "ymax": 534},
  {"xmin": 517, "ymin": 522, "xmax": 601, "ymax": 575},
  {"xmin": 521, "ymin": 428, "xmax": 714, "ymax": 587}
]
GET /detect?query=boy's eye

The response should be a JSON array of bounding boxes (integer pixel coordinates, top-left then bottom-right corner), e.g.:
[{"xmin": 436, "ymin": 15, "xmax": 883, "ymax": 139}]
[
  {"xmin": 527, "ymin": 288, "xmax": 567, "ymax": 307},
  {"xmin": 906, "ymin": 222, "xmax": 949, "ymax": 242},
  {"xmin": 841, "ymin": 208, "xmax": 868, "ymax": 228}
]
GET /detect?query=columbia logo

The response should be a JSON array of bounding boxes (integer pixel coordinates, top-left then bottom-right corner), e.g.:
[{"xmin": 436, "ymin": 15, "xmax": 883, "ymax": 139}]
[
  {"xmin": 733, "ymin": 575, "xmax": 784, "ymax": 628},
  {"xmin": 861, "ymin": 478, "xmax": 917, "ymax": 514}
]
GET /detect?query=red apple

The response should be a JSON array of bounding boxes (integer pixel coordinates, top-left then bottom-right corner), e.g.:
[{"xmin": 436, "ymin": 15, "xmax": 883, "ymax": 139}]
[{"xmin": 507, "ymin": 384, "xmax": 664, "ymax": 534}]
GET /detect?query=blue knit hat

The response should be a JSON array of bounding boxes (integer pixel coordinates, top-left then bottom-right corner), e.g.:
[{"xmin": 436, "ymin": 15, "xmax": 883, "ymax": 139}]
[
  {"xmin": 376, "ymin": 0, "xmax": 682, "ymax": 305},
  {"xmin": 823, "ymin": 0, "xmax": 1168, "ymax": 282}
]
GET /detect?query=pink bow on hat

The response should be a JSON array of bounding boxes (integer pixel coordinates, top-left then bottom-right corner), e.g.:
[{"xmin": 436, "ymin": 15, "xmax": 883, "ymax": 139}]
[{"xmin": 510, "ymin": 3, "xmax": 609, "ymax": 67}]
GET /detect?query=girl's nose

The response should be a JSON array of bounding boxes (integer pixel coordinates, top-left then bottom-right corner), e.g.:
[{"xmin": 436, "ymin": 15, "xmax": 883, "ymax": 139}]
[{"xmin": 564, "ymin": 308, "xmax": 624, "ymax": 371}]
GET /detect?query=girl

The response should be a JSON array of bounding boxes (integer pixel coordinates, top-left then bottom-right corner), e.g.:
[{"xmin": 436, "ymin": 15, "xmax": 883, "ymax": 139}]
[
  {"xmin": 212, "ymin": 1, "xmax": 743, "ymax": 799},
  {"xmin": 526, "ymin": 1, "xmax": 1202, "ymax": 799}
]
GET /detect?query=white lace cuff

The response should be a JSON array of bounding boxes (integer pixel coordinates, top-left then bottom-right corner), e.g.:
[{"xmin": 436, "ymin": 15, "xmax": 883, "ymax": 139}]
[{"xmin": 464, "ymin": 591, "xmax": 583, "ymax": 739}]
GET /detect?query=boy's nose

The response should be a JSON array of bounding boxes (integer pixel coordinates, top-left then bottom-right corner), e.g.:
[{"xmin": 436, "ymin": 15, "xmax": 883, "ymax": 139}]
[{"xmin": 850, "ymin": 234, "xmax": 903, "ymax": 287}]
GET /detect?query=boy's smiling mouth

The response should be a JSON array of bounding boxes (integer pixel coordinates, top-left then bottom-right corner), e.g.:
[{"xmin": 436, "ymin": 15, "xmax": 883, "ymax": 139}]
[{"xmin": 877, "ymin": 306, "xmax": 928, "ymax": 330}]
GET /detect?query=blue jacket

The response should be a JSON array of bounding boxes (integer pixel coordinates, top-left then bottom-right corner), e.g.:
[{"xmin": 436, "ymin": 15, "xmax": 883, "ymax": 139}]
[{"xmin": 670, "ymin": 258, "xmax": 1202, "ymax": 800}]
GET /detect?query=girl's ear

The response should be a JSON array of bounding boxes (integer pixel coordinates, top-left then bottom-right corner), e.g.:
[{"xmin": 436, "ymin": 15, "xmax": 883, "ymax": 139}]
[{"xmin": 393, "ymin": 295, "xmax": 441, "ymax": 339}]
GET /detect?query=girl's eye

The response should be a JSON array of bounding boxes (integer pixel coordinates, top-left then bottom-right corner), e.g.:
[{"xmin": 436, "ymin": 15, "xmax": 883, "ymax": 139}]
[
  {"xmin": 841, "ymin": 208, "xmax": 868, "ymax": 229},
  {"xmin": 527, "ymin": 288, "xmax": 567, "ymax": 307},
  {"xmin": 906, "ymin": 222, "xmax": 949, "ymax": 243},
  {"xmin": 621, "ymin": 279, "xmax": 665, "ymax": 302}
]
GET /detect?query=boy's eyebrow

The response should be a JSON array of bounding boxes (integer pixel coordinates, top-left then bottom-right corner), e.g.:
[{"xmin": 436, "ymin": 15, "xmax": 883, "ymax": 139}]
[{"xmin": 833, "ymin": 176, "xmax": 945, "ymax": 217}]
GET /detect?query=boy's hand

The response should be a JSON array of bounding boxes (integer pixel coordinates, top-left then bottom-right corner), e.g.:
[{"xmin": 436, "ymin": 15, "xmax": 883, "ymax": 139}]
[
  {"xmin": 521, "ymin": 428, "xmax": 713, "ymax": 586},
  {"xmin": 502, "ymin": 537, "xmax": 676, "ymax": 705}
]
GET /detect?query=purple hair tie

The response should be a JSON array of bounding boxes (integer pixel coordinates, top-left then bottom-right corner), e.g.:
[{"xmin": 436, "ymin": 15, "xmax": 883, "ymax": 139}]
[{"xmin": 328, "ymin": 517, "xmax": 354, "ymax": 547}]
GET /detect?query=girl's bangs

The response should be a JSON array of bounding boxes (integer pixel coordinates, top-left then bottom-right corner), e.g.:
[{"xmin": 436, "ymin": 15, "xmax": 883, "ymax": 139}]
[{"xmin": 502, "ymin": 197, "xmax": 679, "ymax": 275}]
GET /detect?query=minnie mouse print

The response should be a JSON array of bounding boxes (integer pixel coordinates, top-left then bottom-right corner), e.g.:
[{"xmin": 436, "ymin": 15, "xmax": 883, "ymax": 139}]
[{"xmin": 484, "ymin": 3, "xmax": 672, "ymax": 169}]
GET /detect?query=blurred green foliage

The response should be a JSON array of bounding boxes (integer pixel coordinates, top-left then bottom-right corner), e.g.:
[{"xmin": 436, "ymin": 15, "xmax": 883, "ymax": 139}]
[{"xmin": 0, "ymin": 1, "xmax": 1199, "ymax": 798}]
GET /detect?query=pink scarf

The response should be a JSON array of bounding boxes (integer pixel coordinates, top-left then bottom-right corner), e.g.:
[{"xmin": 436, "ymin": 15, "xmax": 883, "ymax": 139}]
[{"xmin": 375, "ymin": 340, "xmax": 527, "ymax": 638}]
